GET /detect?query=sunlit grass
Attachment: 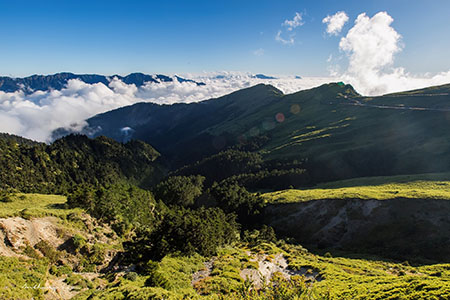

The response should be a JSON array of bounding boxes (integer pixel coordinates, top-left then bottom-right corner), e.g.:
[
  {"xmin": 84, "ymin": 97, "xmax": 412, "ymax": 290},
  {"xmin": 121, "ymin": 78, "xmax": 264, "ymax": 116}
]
[
  {"xmin": 262, "ymin": 173, "xmax": 450, "ymax": 203},
  {"xmin": 0, "ymin": 193, "xmax": 82, "ymax": 219}
]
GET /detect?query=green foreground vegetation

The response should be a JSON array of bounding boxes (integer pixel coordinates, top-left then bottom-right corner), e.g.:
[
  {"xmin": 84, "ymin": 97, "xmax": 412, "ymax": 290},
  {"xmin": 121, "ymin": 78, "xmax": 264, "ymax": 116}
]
[{"xmin": 0, "ymin": 193, "xmax": 449, "ymax": 299}]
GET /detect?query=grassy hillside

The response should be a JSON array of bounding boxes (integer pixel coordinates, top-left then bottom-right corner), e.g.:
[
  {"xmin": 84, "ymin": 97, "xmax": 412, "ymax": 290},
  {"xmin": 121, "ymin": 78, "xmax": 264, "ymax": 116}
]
[
  {"xmin": 0, "ymin": 193, "xmax": 82, "ymax": 218},
  {"xmin": 259, "ymin": 83, "xmax": 450, "ymax": 181},
  {"xmin": 1, "ymin": 190, "xmax": 449, "ymax": 299},
  {"xmin": 73, "ymin": 242, "xmax": 450, "ymax": 300},
  {"xmin": 263, "ymin": 173, "xmax": 450, "ymax": 262},
  {"xmin": 262, "ymin": 172, "xmax": 450, "ymax": 203}
]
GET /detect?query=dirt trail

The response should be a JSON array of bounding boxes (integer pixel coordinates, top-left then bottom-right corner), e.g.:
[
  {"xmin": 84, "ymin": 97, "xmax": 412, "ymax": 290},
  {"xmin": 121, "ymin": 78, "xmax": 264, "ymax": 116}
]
[{"xmin": 343, "ymin": 98, "xmax": 450, "ymax": 112}]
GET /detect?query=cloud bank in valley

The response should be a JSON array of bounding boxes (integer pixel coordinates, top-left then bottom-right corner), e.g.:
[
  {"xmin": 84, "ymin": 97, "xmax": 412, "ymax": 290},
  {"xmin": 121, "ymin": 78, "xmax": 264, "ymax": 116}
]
[
  {"xmin": 333, "ymin": 11, "xmax": 450, "ymax": 96},
  {"xmin": 0, "ymin": 74, "xmax": 334, "ymax": 142}
]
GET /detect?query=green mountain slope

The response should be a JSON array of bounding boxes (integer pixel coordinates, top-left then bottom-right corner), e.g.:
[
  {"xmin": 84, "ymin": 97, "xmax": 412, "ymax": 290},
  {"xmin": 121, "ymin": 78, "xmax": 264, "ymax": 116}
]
[
  {"xmin": 78, "ymin": 82, "xmax": 450, "ymax": 181},
  {"xmin": 77, "ymin": 84, "xmax": 284, "ymax": 166}
]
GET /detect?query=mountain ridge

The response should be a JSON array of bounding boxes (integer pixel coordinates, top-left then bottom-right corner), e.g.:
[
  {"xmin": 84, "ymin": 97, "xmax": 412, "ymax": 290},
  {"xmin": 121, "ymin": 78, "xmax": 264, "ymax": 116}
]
[{"xmin": 0, "ymin": 72, "xmax": 205, "ymax": 93}]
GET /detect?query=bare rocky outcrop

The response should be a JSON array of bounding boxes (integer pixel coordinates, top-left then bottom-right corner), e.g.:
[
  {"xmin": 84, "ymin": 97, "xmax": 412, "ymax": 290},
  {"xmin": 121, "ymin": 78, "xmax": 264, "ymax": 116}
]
[
  {"xmin": 0, "ymin": 216, "xmax": 64, "ymax": 257},
  {"xmin": 0, "ymin": 214, "xmax": 118, "ymax": 260},
  {"xmin": 0, "ymin": 214, "xmax": 120, "ymax": 299},
  {"xmin": 192, "ymin": 253, "xmax": 321, "ymax": 290},
  {"xmin": 240, "ymin": 253, "xmax": 321, "ymax": 288}
]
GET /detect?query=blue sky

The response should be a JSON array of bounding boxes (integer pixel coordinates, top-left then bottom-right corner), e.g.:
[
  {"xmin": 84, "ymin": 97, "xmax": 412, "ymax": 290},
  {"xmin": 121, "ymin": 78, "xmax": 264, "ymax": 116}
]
[{"xmin": 0, "ymin": 0, "xmax": 449, "ymax": 77}]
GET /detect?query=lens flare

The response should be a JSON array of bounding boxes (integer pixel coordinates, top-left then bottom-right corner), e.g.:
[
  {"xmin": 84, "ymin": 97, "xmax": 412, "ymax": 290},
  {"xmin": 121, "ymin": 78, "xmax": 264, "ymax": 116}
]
[
  {"xmin": 276, "ymin": 113, "xmax": 285, "ymax": 123},
  {"xmin": 290, "ymin": 104, "xmax": 301, "ymax": 114}
]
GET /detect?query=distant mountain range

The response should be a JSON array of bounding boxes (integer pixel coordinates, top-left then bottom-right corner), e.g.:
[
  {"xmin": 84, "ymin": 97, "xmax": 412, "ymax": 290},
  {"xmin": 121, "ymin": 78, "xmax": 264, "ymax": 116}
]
[
  {"xmin": 0, "ymin": 72, "xmax": 205, "ymax": 93},
  {"xmin": 0, "ymin": 72, "xmax": 297, "ymax": 93},
  {"xmin": 252, "ymin": 74, "xmax": 278, "ymax": 80}
]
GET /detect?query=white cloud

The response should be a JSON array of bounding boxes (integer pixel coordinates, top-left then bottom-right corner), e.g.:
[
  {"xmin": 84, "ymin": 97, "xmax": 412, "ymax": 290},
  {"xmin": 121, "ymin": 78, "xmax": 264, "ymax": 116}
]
[
  {"xmin": 283, "ymin": 12, "xmax": 304, "ymax": 31},
  {"xmin": 275, "ymin": 30, "xmax": 295, "ymax": 45},
  {"xmin": 276, "ymin": 12, "xmax": 304, "ymax": 45},
  {"xmin": 253, "ymin": 48, "xmax": 265, "ymax": 56},
  {"xmin": 0, "ymin": 74, "xmax": 335, "ymax": 142},
  {"xmin": 336, "ymin": 11, "xmax": 450, "ymax": 95},
  {"xmin": 323, "ymin": 11, "xmax": 349, "ymax": 36},
  {"xmin": 340, "ymin": 12, "xmax": 401, "ymax": 77}
]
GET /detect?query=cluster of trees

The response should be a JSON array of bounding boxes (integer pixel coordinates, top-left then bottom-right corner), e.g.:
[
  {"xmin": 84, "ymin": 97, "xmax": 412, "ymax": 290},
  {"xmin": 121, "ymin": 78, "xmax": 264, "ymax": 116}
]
[
  {"xmin": 175, "ymin": 149, "xmax": 311, "ymax": 190},
  {"xmin": 206, "ymin": 182, "xmax": 264, "ymax": 225},
  {"xmin": 0, "ymin": 134, "xmax": 163, "ymax": 193},
  {"xmin": 67, "ymin": 183, "xmax": 162, "ymax": 235},
  {"xmin": 175, "ymin": 149, "xmax": 263, "ymax": 185},
  {"xmin": 151, "ymin": 174, "xmax": 265, "ymax": 224},
  {"xmin": 152, "ymin": 175, "xmax": 205, "ymax": 207},
  {"xmin": 222, "ymin": 168, "xmax": 311, "ymax": 190},
  {"xmin": 125, "ymin": 207, "xmax": 239, "ymax": 261},
  {"xmin": 65, "ymin": 174, "xmax": 267, "ymax": 263}
]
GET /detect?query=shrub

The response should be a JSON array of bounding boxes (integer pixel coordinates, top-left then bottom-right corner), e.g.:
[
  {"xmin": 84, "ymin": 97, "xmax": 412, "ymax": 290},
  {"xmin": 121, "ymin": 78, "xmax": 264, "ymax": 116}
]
[
  {"xmin": 87, "ymin": 244, "xmax": 106, "ymax": 265},
  {"xmin": 49, "ymin": 265, "xmax": 72, "ymax": 276},
  {"xmin": 72, "ymin": 234, "xmax": 86, "ymax": 250},
  {"xmin": 23, "ymin": 244, "xmax": 41, "ymax": 259},
  {"xmin": 34, "ymin": 240, "xmax": 60, "ymax": 263},
  {"xmin": 65, "ymin": 273, "xmax": 94, "ymax": 289},
  {"xmin": 123, "ymin": 272, "xmax": 138, "ymax": 281},
  {"xmin": 0, "ymin": 190, "xmax": 13, "ymax": 203},
  {"xmin": 143, "ymin": 261, "xmax": 172, "ymax": 290}
]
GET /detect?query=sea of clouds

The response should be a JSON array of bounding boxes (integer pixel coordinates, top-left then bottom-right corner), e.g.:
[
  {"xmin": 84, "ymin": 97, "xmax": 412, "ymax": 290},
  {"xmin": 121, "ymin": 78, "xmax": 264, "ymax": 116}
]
[
  {"xmin": 0, "ymin": 74, "xmax": 335, "ymax": 142},
  {"xmin": 1, "ymin": 11, "xmax": 450, "ymax": 143}
]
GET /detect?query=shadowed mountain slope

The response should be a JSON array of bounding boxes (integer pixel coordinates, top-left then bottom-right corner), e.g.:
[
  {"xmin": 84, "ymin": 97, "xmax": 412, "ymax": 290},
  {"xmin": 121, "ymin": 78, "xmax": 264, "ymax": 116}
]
[{"xmin": 68, "ymin": 82, "xmax": 450, "ymax": 180}]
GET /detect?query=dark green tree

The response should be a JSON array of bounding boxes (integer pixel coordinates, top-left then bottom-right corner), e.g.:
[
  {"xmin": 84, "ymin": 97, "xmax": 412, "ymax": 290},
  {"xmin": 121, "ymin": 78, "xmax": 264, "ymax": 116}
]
[
  {"xmin": 125, "ymin": 207, "xmax": 239, "ymax": 261},
  {"xmin": 207, "ymin": 182, "xmax": 265, "ymax": 225},
  {"xmin": 152, "ymin": 175, "xmax": 205, "ymax": 207}
]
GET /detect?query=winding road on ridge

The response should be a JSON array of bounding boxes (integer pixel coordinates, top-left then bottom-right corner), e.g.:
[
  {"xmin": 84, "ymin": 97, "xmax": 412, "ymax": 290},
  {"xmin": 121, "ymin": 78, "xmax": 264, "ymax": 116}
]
[{"xmin": 342, "ymin": 92, "xmax": 450, "ymax": 112}]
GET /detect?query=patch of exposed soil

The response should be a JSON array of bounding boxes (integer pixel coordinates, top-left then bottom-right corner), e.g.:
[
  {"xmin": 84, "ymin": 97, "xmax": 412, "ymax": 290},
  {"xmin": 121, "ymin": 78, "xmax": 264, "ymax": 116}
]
[{"xmin": 0, "ymin": 216, "xmax": 63, "ymax": 256}]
